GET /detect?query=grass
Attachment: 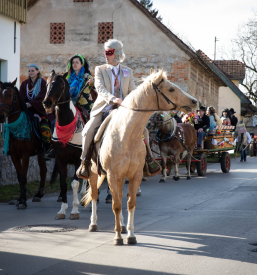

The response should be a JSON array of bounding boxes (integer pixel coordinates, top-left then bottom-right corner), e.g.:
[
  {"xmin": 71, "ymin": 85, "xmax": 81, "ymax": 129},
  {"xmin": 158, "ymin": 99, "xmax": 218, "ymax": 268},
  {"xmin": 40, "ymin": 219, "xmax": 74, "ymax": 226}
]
[{"xmin": 0, "ymin": 178, "xmax": 74, "ymax": 203}]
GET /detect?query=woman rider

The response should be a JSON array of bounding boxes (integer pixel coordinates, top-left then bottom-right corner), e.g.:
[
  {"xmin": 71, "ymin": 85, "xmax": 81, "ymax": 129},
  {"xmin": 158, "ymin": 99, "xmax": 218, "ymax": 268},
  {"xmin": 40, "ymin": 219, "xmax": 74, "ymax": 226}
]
[
  {"xmin": 43, "ymin": 54, "xmax": 95, "ymax": 159},
  {"xmin": 20, "ymin": 64, "xmax": 54, "ymax": 158}
]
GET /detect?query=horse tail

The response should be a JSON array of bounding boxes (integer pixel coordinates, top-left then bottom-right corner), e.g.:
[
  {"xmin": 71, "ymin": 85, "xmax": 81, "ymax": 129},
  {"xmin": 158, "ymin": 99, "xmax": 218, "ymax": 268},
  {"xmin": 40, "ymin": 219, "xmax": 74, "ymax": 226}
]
[
  {"xmin": 80, "ymin": 174, "xmax": 105, "ymax": 207},
  {"xmin": 50, "ymin": 161, "xmax": 59, "ymax": 185}
]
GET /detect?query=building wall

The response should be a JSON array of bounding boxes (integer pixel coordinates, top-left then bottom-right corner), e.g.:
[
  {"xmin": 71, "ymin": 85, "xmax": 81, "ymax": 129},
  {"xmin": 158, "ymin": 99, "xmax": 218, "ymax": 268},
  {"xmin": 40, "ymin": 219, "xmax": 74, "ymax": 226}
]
[
  {"xmin": 0, "ymin": 14, "xmax": 21, "ymax": 86},
  {"xmin": 188, "ymin": 62, "xmax": 219, "ymax": 110},
  {"xmin": 218, "ymin": 86, "xmax": 241, "ymax": 118},
  {"xmin": 20, "ymin": 0, "xmax": 190, "ymax": 88}
]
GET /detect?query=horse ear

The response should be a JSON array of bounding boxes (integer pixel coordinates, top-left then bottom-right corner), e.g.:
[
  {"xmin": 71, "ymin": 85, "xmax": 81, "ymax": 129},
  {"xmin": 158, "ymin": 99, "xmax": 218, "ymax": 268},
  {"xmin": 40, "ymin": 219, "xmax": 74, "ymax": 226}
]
[
  {"xmin": 63, "ymin": 72, "xmax": 68, "ymax": 79},
  {"xmin": 50, "ymin": 70, "xmax": 56, "ymax": 77},
  {"xmin": 153, "ymin": 69, "xmax": 164, "ymax": 85},
  {"xmin": 11, "ymin": 78, "xmax": 17, "ymax": 87}
]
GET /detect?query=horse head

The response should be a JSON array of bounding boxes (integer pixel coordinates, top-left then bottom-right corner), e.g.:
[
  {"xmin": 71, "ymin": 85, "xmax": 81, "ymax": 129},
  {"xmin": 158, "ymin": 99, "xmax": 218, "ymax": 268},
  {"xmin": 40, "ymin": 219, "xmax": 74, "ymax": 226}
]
[
  {"xmin": 43, "ymin": 70, "xmax": 69, "ymax": 114},
  {"xmin": 147, "ymin": 111, "xmax": 174, "ymax": 133},
  {"xmin": 0, "ymin": 78, "xmax": 18, "ymax": 123},
  {"xmin": 149, "ymin": 70, "xmax": 197, "ymax": 113}
]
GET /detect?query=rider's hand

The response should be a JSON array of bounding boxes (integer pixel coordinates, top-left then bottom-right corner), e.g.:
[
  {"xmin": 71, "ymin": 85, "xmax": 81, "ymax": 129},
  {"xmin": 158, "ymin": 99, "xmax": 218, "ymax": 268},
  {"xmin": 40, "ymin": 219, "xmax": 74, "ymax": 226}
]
[
  {"xmin": 198, "ymin": 128, "xmax": 203, "ymax": 133},
  {"xmin": 26, "ymin": 102, "xmax": 31, "ymax": 108},
  {"xmin": 112, "ymin": 98, "xmax": 122, "ymax": 105},
  {"xmin": 88, "ymin": 78, "xmax": 94, "ymax": 86}
]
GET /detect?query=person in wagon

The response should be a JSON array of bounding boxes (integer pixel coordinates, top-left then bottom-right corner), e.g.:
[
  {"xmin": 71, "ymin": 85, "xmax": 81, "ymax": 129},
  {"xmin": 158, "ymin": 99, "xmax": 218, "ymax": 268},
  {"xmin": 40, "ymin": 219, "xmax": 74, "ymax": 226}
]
[
  {"xmin": 229, "ymin": 108, "xmax": 238, "ymax": 129},
  {"xmin": 44, "ymin": 54, "xmax": 95, "ymax": 160},
  {"xmin": 20, "ymin": 64, "xmax": 54, "ymax": 158},
  {"xmin": 221, "ymin": 108, "xmax": 231, "ymax": 125},
  {"xmin": 194, "ymin": 106, "xmax": 210, "ymax": 149},
  {"xmin": 206, "ymin": 106, "xmax": 222, "ymax": 135},
  {"xmin": 76, "ymin": 39, "xmax": 161, "ymax": 186}
]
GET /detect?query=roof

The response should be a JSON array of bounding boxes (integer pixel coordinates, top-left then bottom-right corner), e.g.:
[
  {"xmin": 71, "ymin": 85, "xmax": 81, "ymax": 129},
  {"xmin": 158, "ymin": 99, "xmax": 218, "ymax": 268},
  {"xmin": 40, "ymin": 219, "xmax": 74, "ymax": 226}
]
[
  {"xmin": 27, "ymin": 0, "xmax": 39, "ymax": 10},
  {"xmin": 214, "ymin": 60, "xmax": 245, "ymax": 80},
  {"xmin": 196, "ymin": 50, "xmax": 250, "ymax": 104}
]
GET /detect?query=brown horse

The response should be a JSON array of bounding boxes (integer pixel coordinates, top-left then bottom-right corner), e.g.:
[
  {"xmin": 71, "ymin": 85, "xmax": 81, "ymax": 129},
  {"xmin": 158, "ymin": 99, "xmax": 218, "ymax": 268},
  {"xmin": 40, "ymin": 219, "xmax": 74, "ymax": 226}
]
[
  {"xmin": 81, "ymin": 70, "xmax": 197, "ymax": 245},
  {"xmin": 0, "ymin": 79, "xmax": 48, "ymax": 209},
  {"xmin": 147, "ymin": 111, "xmax": 196, "ymax": 182}
]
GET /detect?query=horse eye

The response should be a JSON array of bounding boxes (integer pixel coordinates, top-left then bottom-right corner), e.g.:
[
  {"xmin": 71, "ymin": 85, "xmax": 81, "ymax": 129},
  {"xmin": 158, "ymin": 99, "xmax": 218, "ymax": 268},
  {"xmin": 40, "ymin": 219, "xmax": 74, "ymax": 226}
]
[{"xmin": 169, "ymin": 88, "xmax": 175, "ymax": 92}]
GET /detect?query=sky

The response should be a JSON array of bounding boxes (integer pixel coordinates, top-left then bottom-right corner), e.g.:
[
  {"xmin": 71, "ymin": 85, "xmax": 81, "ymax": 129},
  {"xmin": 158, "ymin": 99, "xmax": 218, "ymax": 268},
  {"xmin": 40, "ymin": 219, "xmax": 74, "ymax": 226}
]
[{"xmin": 153, "ymin": 0, "xmax": 257, "ymax": 60}]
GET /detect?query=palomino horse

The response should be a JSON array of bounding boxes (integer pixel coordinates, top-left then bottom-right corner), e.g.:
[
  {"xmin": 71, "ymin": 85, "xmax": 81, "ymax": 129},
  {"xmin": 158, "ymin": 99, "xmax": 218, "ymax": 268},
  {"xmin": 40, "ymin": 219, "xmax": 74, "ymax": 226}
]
[
  {"xmin": 147, "ymin": 111, "xmax": 196, "ymax": 182},
  {"xmin": 0, "ymin": 79, "xmax": 49, "ymax": 209},
  {"xmin": 43, "ymin": 71, "xmax": 86, "ymax": 220},
  {"xmin": 81, "ymin": 70, "xmax": 197, "ymax": 245}
]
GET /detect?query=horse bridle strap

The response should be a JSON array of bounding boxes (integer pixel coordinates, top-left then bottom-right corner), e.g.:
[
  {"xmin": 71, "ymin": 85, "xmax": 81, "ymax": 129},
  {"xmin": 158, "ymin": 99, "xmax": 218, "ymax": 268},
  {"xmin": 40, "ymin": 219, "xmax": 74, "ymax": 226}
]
[
  {"xmin": 0, "ymin": 87, "xmax": 20, "ymax": 117},
  {"xmin": 120, "ymin": 79, "xmax": 177, "ymax": 112}
]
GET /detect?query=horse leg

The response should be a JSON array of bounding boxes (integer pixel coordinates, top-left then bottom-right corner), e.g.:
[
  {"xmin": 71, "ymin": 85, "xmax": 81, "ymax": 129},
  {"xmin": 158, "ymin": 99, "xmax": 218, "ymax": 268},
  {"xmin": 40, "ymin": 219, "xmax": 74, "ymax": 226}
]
[
  {"xmin": 16, "ymin": 155, "xmax": 30, "ymax": 209},
  {"xmin": 55, "ymin": 161, "xmax": 68, "ymax": 219},
  {"xmin": 173, "ymin": 155, "xmax": 180, "ymax": 181},
  {"xmin": 80, "ymin": 179, "xmax": 87, "ymax": 205},
  {"xmin": 187, "ymin": 155, "xmax": 191, "ymax": 180},
  {"xmin": 32, "ymin": 153, "xmax": 47, "ymax": 202},
  {"xmin": 69, "ymin": 163, "xmax": 81, "ymax": 220},
  {"xmin": 108, "ymin": 174, "xmax": 123, "ymax": 245},
  {"xmin": 120, "ymin": 209, "xmax": 127, "ymax": 234},
  {"xmin": 159, "ymin": 152, "xmax": 167, "ymax": 183},
  {"xmin": 11, "ymin": 156, "xmax": 23, "ymax": 206},
  {"xmin": 88, "ymin": 171, "xmax": 99, "ymax": 232},
  {"xmin": 126, "ymin": 172, "xmax": 142, "ymax": 245}
]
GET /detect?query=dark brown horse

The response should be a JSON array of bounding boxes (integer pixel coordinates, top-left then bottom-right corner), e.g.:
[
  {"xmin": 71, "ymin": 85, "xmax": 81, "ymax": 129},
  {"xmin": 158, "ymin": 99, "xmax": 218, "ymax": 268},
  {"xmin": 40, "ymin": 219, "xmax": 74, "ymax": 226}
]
[
  {"xmin": 43, "ymin": 71, "xmax": 84, "ymax": 220},
  {"xmin": 147, "ymin": 111, "xmax": 196, "ymax": 182},
  {"xmin": 0, "ymin": 79, "xmax": 48, "ymax": 209}
]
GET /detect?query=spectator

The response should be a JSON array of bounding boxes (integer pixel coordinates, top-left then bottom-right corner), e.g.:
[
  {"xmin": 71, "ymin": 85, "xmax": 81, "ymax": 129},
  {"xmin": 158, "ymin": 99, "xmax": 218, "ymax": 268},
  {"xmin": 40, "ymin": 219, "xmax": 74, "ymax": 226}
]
[
  {"xmin": 236, "ymin": 131, "xmax": 251, "ymax": 162},
  {"xmin": 221, "ymin": 108, "xmax": 231, "ymax": 125}
]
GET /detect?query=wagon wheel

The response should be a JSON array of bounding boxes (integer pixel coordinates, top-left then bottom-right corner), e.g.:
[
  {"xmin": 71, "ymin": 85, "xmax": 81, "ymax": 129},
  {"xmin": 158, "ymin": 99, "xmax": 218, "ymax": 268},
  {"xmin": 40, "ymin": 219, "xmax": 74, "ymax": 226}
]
[
  {"xmin": 220, "ymin": 152, "xmax": 230, "ymax": 173},
  {"xmin": 249, "ymin": 144, "xmax": 254, "ymax": 157},
  {"xmin": 196, "ymin": 153, "xmax": 207, "ymax": 176}
]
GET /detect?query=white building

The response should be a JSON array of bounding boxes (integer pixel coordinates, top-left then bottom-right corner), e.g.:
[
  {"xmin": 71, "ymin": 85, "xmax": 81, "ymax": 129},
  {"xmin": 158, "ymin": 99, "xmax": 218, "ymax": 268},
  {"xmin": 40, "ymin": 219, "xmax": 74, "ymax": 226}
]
[{"xmin": 0, "ymin": 0, "xmax": 27, "ymax": 87}]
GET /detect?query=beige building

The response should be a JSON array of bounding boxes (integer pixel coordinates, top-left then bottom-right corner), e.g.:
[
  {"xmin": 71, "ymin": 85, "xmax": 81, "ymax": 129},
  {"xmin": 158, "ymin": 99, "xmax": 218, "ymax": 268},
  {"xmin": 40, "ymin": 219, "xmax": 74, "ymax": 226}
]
[{"xmin": 20, "ymin": 0, "xmax": 232, "ymax": 111}]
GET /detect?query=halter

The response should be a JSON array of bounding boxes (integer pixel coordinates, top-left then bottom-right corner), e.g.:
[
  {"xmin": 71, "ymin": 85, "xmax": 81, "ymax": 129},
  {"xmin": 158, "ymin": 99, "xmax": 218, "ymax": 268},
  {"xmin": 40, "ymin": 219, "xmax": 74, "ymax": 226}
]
[
  {"xmin": 0, "ymin": 87, "xmax": 20, "ymax": 117},
  {"xmin": 120, "ymin": 79, "xmax": 177, "ymax": 112}
]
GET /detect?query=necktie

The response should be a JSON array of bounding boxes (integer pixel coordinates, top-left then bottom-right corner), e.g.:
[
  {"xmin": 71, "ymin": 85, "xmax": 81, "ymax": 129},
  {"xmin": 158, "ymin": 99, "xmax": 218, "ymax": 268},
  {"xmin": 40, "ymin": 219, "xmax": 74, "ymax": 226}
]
[{"xmin": 111, "ymin": 68, "xmax": 120, "ymax": 98}]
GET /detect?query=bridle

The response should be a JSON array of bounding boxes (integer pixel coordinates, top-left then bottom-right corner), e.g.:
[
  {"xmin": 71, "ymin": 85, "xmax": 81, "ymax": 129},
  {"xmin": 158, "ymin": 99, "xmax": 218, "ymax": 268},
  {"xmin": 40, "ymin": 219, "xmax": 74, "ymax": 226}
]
[
  {"xmin": 0, "ymin": 87, "xmax": 20, "ymax": 117},
  {"xmin": 46, "ymin": 76, "xmax": 71, "ymax": 106},
  {"xmin": 120, "ymin": 79, "xmax": 177, "ymax": 112}
]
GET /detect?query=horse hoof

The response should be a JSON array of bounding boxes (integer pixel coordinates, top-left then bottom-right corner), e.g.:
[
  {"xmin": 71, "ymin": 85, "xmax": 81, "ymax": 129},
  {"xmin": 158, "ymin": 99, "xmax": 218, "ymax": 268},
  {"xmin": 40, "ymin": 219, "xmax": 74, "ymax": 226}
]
[
  {"xmin": 69, "ymin": 213, "xmax": 79, "ymax": 220},
  {"xmin": 89, "ymin": 225, "xmax": 98, "ymax": 232},
  {"xmin": 57, "ymin": 196, "xmax": 62, "ymax": 202},
  {"xmin": 114, "ymin": 238, "xmax": 124, "ymax": 245},
  {"xmin": 187, "ymin": 176, "xmax": 191, "ymax": 180},
  {"xmin": 173, "ymin": 176, "xmax": 180, "ymax": 181},
  {"xmin": 159, "ymin": 179, "xmax": 165, "ymax": 183},
  {"xmin": 55, "ymin": 214, "xmax": 66, "ymax": 220},
  {"xmin": 127, "ymin": 237, "xmax": 137, "ymax": 245},
  {"xmin": 17, "ymin": 204, "xmax": 27, "ymax": 210},
  {"xmin": 32, "ymin": 197, "xmax": 41, "ymax": 202},
  {"xmin": 121, "ymin": 226, "xmax": 127, "ymax": 234}
]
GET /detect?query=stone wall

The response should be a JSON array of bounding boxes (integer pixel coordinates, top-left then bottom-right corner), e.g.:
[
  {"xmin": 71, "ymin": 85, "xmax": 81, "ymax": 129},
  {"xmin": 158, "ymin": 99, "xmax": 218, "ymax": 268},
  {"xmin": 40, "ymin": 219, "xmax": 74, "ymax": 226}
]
[{"xmin": 0, "ymin": 139, "xmax": 75, "ymax": 186}]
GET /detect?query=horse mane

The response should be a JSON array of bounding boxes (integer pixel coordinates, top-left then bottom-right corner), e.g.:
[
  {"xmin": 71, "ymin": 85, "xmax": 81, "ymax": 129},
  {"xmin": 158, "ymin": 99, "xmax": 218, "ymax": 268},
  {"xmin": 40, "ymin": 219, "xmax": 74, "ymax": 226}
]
[
  {"xmin": 123, "ymin": 70, "xmax": 168, "ymax": 109},
  {"xmin": 157, "ymin": 111, "xmax": 175, "ymax": 132},
  {"xmin": 1, "ymin": 82, "xmax": 29, "ymax": 115}
]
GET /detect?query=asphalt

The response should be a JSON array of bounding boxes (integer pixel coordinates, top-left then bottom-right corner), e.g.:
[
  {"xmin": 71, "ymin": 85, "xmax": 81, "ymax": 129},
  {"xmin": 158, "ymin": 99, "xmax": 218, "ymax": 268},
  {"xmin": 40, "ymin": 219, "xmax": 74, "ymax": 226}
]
[{"xmin": 0, "ymin": 156, "xmax": 257, "ymax": 275}]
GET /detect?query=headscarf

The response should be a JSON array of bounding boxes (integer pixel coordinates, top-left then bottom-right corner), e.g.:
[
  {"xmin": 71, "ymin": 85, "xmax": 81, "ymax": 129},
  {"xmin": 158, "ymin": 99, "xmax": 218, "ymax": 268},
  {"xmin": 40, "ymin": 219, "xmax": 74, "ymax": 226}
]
[
  {"xmin": 68, "ymin": 66, "xmax": 85, "ymax": 103},
  {"xmin": 66, "ymin": 54, "xmax": 88, "ymax": 79}
]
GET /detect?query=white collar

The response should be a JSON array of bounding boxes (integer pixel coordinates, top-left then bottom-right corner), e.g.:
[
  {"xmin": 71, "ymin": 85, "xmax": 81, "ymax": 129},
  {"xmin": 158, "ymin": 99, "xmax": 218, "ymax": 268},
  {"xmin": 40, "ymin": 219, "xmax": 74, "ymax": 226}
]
[{"xmin": 110, "ymin": 63, "xmax": 120, "ymax": 71}]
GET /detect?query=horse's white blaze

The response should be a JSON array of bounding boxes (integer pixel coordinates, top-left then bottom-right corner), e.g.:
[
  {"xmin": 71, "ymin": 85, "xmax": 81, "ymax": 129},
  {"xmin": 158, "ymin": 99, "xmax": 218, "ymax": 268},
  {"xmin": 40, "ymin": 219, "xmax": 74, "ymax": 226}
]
[
  {"xmin": 80, "ymin": 179, "xmax": 87, "ymax": 200},
  {"xmin": 90, "ymin": 199, "xmax": 97, "ymax": 225},
  {"xmin": 127, "ymin": 207, "xmax": 135, "ymax": 238},
  {"xmin": 120, "ymin": 210, "xmax": 125, "ymax": 227},
  {"xmin": 58, "ymin": 202, "xmax": 68, "ymax": 215},
  {"xmin": 71, "ymin": 180, "xmax": 80, "ymax": 214}
]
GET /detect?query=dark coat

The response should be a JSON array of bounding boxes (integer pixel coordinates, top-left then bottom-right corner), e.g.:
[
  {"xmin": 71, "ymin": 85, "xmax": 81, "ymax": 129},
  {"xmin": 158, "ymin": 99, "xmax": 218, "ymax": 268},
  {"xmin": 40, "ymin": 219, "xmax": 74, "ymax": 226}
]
[
  {"xmin": 231, "ymin": 115, "xmax": 238, "ymax": 128},
  {"xmin": 194, "ymin": 114, "xmax": 210, "ymax": 131},
  {"xmin": 20, "ymin": 77, "xmax": 55, "ymax": 123}
]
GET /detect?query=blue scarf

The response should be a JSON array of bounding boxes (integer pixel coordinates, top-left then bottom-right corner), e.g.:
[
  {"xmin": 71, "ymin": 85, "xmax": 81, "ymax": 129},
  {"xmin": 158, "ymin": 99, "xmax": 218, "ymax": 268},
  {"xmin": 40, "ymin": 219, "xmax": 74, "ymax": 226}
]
[
  {"xmin": 68, "ymin": 67, "xmax": 85, "ymax": 102},
  {"xmin": 3, "ymin": 111, "xmax": 32, "ymax": 155}
]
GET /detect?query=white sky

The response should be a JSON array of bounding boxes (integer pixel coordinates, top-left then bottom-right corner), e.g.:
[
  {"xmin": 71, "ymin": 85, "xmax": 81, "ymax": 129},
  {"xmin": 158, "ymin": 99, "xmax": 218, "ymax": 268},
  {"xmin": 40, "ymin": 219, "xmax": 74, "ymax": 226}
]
[{"xmin": 154, "ymin": 0, "xmax": 257, "ymax": 60}]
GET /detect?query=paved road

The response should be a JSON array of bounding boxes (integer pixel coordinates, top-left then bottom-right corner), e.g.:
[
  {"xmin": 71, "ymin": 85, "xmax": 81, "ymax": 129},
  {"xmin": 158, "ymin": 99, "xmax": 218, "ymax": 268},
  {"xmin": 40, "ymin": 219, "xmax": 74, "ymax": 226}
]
[{"xmin": 0, "ymin": 157, "xmax": 257, "ymax": 275}]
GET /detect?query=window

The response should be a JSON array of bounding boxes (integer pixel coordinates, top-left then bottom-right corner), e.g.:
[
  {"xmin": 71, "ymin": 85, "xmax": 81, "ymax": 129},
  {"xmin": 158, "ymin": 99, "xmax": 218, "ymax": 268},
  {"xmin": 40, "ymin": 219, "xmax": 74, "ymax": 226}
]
[
  {"xmin": 50, "ymin": 23, "xmax": 65, "ymax": 44},
  {"xmin": 98, "ymin": 22, "xmax": 113, "ymax": 44}
]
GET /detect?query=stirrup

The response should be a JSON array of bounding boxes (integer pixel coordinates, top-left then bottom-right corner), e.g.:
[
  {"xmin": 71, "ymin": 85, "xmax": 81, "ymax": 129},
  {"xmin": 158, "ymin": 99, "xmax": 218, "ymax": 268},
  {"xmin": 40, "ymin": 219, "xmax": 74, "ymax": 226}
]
[{"xmin": 143, "ymin": 158, "xmax": 162, "ymax": 177}]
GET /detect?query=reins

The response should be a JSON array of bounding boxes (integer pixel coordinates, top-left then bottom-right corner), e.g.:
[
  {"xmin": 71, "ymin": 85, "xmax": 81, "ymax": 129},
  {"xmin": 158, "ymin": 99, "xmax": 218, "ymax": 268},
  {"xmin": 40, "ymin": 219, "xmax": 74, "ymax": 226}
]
[{"xmin": 119, "ymin": 79, "xmax": 177, "ymax": 112}]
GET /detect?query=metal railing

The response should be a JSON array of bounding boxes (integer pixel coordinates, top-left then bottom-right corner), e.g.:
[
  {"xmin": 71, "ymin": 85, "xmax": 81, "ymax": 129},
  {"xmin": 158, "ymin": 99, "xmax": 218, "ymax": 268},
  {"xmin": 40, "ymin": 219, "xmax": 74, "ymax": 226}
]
[{"xmin": 0, "ymin": 0, "xmax": 27, "ymax": 24}]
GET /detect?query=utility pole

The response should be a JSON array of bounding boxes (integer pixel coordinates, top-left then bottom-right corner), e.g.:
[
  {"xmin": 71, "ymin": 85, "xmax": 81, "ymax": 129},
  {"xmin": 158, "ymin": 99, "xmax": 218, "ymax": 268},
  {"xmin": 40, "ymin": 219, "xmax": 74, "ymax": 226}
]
[{"xmin": 214, "ymin": 36, "xmax": 219, "ymax": 60}]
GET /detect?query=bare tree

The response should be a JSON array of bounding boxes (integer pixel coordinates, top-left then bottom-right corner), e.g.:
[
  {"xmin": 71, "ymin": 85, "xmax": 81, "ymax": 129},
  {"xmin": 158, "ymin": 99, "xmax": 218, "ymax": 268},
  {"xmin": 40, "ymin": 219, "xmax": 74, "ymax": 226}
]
[
  {"xmin": 230, "ymin": 11, "xmax": 257, "ymax": 103},
  {"xmin": 138, "ymin": 0, "xmax": 163, "ymax": 21}
]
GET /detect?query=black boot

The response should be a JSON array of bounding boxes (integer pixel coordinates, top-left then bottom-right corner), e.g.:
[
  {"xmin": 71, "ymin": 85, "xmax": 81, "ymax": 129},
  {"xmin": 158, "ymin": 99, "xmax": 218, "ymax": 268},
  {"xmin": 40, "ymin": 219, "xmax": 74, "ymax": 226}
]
[
  {"xmin": 105, "ymin": 187, "xmax": 112, "ymax": 203},
  {"xmin": 76, "ymin": 142, "xmax": 94, "ymax": 180}
]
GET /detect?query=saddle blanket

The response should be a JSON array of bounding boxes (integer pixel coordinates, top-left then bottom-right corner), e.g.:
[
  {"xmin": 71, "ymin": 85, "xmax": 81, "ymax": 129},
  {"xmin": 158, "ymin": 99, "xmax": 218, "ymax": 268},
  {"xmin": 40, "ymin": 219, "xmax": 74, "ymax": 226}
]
[{"xmin": 52, "ymin": 102, "xmax": 85, "ymax": 148}]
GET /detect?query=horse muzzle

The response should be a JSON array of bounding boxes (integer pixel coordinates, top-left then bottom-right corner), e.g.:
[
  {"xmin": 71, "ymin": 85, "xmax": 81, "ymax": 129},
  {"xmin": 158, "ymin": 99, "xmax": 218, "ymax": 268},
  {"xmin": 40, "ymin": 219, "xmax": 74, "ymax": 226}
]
[
  {"xmin": 43, "ymin": 98, "xmax": 54, "ymax": 114},
  {"xmin": 0, "ymin": 112, "xmax": 6, "ymax": 123}
]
